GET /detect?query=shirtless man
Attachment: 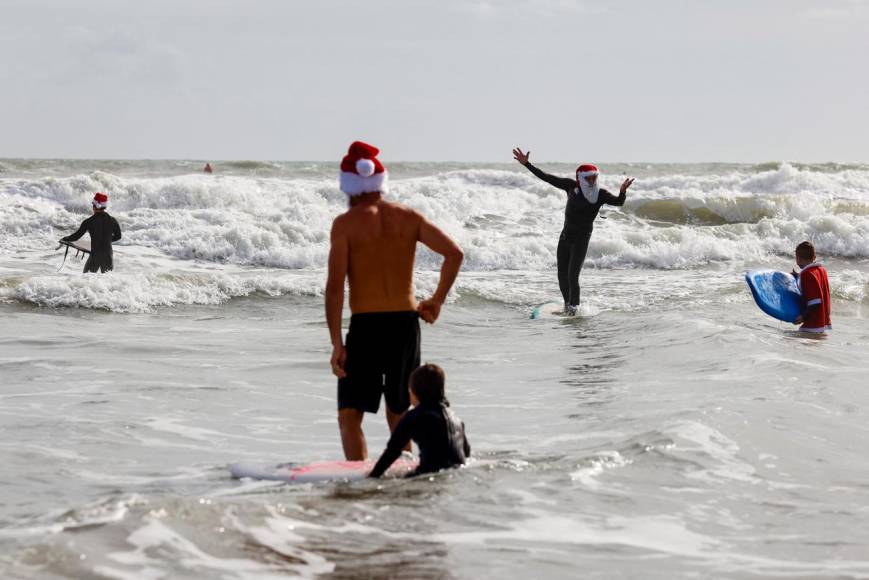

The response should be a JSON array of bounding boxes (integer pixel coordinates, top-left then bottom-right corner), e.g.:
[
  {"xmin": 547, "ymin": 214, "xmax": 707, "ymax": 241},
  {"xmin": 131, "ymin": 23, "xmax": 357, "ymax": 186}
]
[{"xmin": 326, "ymin": 141, "xmax": 464, "ymax": 460}]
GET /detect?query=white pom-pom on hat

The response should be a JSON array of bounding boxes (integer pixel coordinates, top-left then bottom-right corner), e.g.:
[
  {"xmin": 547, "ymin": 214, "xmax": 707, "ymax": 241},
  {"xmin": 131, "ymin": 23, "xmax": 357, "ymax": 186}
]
[
  {"xmin": 356, "ymin": 158, "xmax": 376, "ymax": 177},
  {"xmin": 339, "ymin": 141, "xmax": 388, "ymax": 196}
]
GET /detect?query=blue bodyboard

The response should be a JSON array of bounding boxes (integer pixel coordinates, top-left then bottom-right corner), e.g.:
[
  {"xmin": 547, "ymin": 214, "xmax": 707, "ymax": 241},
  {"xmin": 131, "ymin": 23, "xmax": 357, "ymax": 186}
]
[{"xmin": 745, "ymin": 270, "xmax": 802, "ymax": 323}]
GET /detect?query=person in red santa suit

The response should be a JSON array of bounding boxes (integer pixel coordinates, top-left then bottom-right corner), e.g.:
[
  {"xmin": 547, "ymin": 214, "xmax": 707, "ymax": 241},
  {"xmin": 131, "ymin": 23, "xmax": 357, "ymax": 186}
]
[
  {"xmin": 791, "ymin": 240, "xmax": 832, "ymax": 333},
  {"xmin": 512, "ymin": 147, "xmax": 634, "ymax": 315}
]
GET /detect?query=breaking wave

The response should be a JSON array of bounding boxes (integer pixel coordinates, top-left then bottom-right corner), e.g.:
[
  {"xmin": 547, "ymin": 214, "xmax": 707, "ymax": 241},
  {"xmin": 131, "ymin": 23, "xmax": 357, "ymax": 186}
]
[{"xmin": 0, "ymin": 161, "xmax": 867, "ymax": 310}]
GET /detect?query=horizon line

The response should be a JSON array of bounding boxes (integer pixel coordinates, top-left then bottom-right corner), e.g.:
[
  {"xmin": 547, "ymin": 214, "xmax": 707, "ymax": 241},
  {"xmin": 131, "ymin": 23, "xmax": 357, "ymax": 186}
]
[{"xmin": 2, "ymin": 157, "xmax": 866, "ymax": 166}]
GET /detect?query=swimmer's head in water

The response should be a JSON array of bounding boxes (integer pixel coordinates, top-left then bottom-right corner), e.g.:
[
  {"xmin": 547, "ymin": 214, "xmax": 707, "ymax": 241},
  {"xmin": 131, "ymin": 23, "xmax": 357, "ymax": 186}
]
[
  {"xmin": 92, "ymin": 192, "xmax": 108, "ymax": 211},
  {"xmin": 339, "ymin": 141, "xmax": 388, "ymax": 197},
  {"xmin": 410, "ymin": 363, "xmax": 447, "ymax": 406}
]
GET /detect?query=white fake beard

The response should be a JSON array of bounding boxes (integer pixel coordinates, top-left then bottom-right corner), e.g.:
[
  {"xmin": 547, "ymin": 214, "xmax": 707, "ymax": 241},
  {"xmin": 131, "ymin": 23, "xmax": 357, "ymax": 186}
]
[{"xmin": 577, "ymin": 177, "xmax": 599, "ymax": 204}]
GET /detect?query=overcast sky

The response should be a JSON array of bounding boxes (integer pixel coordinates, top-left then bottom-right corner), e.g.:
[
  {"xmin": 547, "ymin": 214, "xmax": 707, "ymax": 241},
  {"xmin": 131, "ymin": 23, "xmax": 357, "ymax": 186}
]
[{"xmin": 1, "ymin": 0, "xmax": 866, "ymax": 162}]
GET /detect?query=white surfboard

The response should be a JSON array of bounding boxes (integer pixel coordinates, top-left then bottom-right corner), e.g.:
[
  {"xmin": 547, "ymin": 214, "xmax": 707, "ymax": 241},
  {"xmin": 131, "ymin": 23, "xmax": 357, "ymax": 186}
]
[
  {"xmin": 229, "ymin": 457, "xmax": 418, "ymax": 484},
  {"xmin": 56, "ymin": 239, "xmax": 93, "ymax": 271},
  {"xmin": 59, "ymin": 239, "xmax": 92, "ymax": 254},
  {"xmin": 530, "ymin": 301, "xmax": 569, "ymax": 320}
]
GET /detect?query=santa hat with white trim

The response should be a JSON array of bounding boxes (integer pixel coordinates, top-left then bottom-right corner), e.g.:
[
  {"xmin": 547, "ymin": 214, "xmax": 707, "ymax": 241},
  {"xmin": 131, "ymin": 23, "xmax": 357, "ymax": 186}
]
[
  {"xmin": 92, "ymin": 192, "xmax": 109, "ymax": 209},
  {"xmin": 575, "ymin": 164, "xmax": 599, "ymax": 181},
  {"xmin": 339, "ymin": 141, "xmax": 388, "ymax": 196}
]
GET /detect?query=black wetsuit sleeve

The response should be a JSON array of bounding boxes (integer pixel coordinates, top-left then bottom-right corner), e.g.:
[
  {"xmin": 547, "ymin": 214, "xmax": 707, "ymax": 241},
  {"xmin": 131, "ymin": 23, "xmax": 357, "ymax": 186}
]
[
  {"xmin": 462, "ymin": 422, "xmax": 471, "ymax": 458},
  {"xmin": 369, "ymin": 414, "xmax": 414, "ymax": 478},
  {"xmin": 525, "ymin": 163, "xmax": 575, "ymax": 193},
  {"xmin": 63, "ymin": 218, "xmax": 89, "ymax": 242},
  {"xmin": 599, "ymin": 188, "xmax": 626, "ymax": 207},
  {"xmin": 111, "ymin": 217, "xmax": 122, "ymax": 242}
]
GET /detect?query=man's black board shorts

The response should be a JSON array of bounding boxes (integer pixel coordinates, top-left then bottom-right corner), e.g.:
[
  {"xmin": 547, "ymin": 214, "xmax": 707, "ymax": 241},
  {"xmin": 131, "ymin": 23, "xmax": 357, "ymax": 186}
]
[{"xmin": 338, "ymin": 311, "xmax": 420, "ymax": 414}]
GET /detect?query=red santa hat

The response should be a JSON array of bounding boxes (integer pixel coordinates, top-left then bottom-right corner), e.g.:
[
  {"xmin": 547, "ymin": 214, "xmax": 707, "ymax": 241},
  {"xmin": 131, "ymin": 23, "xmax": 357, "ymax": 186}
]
[
  {"xmin": 339, "ymin": 141, "xmax": 388, "ymax": 196},
  {"xmin": 576, "ymin": 164, "xmax": 599, "ymax": 179},
  {"xmin": 92, "ymin": 192, "xmax": 108, "ymax": 209}
]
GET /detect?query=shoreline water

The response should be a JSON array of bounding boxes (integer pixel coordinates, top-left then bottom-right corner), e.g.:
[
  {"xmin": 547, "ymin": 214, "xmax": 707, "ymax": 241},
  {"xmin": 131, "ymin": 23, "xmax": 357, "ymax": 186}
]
[
  {"xmin": 1, "ymin": 160, "xmax": 868, "ymax": 578},
  {"xmin": 2, "ymin": 293, "xmax": 868, "ymax": 578}
]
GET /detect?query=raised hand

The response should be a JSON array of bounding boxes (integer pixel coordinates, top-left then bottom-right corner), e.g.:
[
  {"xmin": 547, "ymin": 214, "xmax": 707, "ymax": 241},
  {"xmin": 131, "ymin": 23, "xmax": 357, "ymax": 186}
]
[
  {"xmin": 620, "ymin": 177, "xmax": 635, "ymax": 195},
  {"xmin": 512, "ymin": 147, "xmax": 530, "ymax": 166}
]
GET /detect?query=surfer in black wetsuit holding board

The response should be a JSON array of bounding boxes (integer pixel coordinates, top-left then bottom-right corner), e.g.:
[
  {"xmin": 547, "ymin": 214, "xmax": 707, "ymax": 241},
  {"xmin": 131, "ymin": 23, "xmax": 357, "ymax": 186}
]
[
  {"xmin": 61, "ymin": 192, "xmax": 122, "ymax": 273},
  {"xmin": 513, "ymin": 148, "xmax": 634, "ymax": 315}
]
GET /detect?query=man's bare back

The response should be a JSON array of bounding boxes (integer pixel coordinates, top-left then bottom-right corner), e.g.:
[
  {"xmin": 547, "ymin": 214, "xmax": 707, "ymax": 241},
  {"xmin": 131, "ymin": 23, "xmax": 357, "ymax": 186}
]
[
  {"xmin": 334, "ymin": 199, "xmax": 421, "ymax": 314},
  {"xmin": 327, "ymin": 193, "xmax": 464, "ymax": 341}
]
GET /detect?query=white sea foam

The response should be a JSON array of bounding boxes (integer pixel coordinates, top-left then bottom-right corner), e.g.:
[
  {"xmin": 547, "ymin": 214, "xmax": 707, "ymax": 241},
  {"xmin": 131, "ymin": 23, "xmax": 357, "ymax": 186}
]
[
  {"xmin": 0, "ymin": 495, "xmax": 145, "ymax": 540},
  {"xmin": 98, "ymin": 518, "xmax": 325, "ymax": 580},
  {"xmin": 569, "ymin": 450, "xmax": 630, "ymax": 488},
  {"xmin": 431, "ymin": 509, "xmax": 720, "ymax": 558},
  {"xmin": 832, "ymin": 269, "xmax": 869, "ymax": 302},
  {"xmin": 1, "ymin": 162, "xmax": 867, "ymax": 310},
  {"xmin": 668, "ymin": 421, "xmax": 759, "ymax": 485},
  {"xmin": 1, "ymin": 269, "xmax": 323, "ymax": 313}
]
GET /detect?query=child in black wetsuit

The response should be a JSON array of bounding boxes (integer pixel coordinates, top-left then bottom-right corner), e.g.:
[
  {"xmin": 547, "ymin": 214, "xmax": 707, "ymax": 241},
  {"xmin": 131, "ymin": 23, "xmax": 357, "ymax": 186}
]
[{"xmin": 369, "ymin": 363, "xmax": 470, "ymax": 478}]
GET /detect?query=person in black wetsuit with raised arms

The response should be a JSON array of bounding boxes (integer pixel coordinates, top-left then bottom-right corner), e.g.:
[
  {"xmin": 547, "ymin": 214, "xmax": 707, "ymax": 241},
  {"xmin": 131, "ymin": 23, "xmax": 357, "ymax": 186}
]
[
  {"xmin": 61, "ymin": 192, "xmax": 122, "ymax": 273},
  {"xmin": 369, "ymin": 363, "xmax": 470, "ymax": 478},
  {"xmin": 513, "ymin": 148, "xmax": 634, "ymax": 315}
]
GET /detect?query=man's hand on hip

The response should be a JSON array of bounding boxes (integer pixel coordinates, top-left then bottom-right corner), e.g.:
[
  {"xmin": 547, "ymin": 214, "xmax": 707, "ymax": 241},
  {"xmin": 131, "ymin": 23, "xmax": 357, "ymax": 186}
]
[{"xmin": 417, "ymin": 298, "xmax": 443, "ymax": 324}]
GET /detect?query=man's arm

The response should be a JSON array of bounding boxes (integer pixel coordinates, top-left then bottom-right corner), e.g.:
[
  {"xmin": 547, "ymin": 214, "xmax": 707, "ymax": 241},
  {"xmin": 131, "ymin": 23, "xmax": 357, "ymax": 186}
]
[
  {"xmin": 62, "ymin": 219, "xmax": 88, "ymax": 242},
  {"xmin": 599, "ymin": 189, "xmax": 625, "ymax": 207},
  {"xmin": 111, "ymin": 217, "xmax": 122, "ymax": 242},
  {"xmin": 600, "ymin": 178, "xmax": 634, "ymax": 207},
  {"xmin": 462, "ymin": 422, "xmax": 471, "ymax": 458},
  {"xmin": 417, "ymin": 215, "xmax": 464, "ymax": 324},
  {"xmin": 513, "ymin": 147, "xmax": 574, "ymax": 192},
  {"xmin": 525, "ymin": 163, "xmax": 576, "ymax": 192},
  {"xmin": 325, "ymin": 218, "xmax": 349, "ymax": 377},
  {"xmin": 369, "ymin": 414, "xmax": 414, "ymax": 478}
]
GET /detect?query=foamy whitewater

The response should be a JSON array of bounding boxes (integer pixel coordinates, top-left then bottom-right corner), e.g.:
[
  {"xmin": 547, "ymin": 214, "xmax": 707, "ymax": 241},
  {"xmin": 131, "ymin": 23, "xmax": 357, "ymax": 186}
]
[{"xmin": 1, "ymin": 159, "xmax": 868, "ymax": 578}]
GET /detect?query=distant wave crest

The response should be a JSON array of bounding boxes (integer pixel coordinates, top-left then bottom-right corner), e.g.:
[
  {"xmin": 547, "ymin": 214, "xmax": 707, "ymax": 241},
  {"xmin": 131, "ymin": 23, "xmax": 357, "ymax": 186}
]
[{"xmin": 1, "ymin": 162, "xmax": 868, "ymax": 274}]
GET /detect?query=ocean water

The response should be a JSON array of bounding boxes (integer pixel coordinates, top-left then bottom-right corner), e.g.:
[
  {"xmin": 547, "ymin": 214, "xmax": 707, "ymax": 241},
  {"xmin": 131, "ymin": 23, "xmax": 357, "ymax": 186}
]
[{"xmin": 1, "ymin": 159, "xmax": 867, "ymax": 579}]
